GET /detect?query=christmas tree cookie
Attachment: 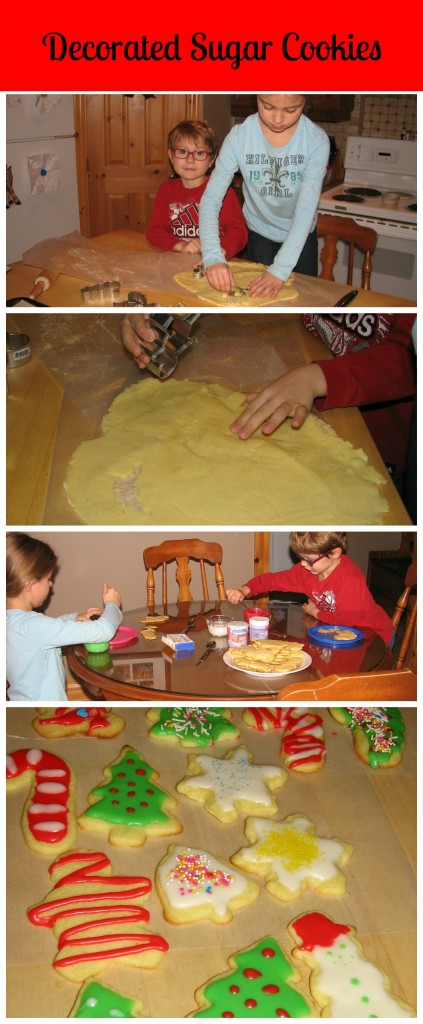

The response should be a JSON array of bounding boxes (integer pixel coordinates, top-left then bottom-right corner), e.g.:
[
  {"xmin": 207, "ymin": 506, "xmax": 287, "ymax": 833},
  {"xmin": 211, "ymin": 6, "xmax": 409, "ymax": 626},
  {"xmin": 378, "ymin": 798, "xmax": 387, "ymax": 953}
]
[
  {"xmin": 176, "ymin": 745, "xmax": 286, "ymax": 823},
  {"xmin": 330, "ymin": 708, "xmax": 405, "ymax": 767},
  {"xmin": 290, "ymin": 911, "xmax": 415, "ymax": 1017},
  {"xmin": 28, "ymin": 849, "xmax": 169, "ymax": 983},
  {"xmin": 78, "ymin": 746, "xmax": 182, "ymax": 846},
  {"xmin": 189, "ymin": 936, "xmax": 312, "ymax": 1017},
  {"xmin": 69, "ymin": 979, "xmax": 144, "ymax": 1017},
  {"xmin": 243, "ymin": 707, "xmax": 326, "ymax": 772},
  {"xmin": 156, "ymin": 844, "xmax": 259, "ymax": 924},
  {"xmin": 33, "ymin": 707, "xmax": 125, "ymax": 739},
  {"xmin": 232, "ymin": 814, "xmax": 353, "ymax": 901},
  {"xmin": 147, "ymin": 706, "xmax": 239, "ymax": 747}
]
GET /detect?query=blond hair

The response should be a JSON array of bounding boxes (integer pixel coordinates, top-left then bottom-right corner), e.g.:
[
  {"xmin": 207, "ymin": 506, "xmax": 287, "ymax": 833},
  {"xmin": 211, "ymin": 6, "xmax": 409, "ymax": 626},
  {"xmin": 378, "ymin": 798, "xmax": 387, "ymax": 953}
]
[
  {"xmin": 290, "ymin": 532, "xmax": 348, "ymax": 557},
  {"xmin": 6, "ymin": 532, "xmax": 58, "ymax": 597}
]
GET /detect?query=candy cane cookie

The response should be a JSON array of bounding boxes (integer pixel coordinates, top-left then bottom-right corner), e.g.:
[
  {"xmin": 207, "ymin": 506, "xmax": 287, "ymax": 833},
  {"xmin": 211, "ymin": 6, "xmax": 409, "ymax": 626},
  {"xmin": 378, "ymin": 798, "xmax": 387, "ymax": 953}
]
[
  {"xmin": 28, "ymin": 849, "xmax": 169, "ymax": 983},
  {"xmin": 290, "ymin": 911, "xmax": 415, "ymax": 1016},
  {"xmin": 6, "ymin": 747, "xmax": 76, "ymax": 855},
  {"xmin": 33, "ymin": 707, "xmax": 125, "ymax": 739},
  {"xmin": 243, "ymin": 707, "xmax": 326, "ymax": 772}
]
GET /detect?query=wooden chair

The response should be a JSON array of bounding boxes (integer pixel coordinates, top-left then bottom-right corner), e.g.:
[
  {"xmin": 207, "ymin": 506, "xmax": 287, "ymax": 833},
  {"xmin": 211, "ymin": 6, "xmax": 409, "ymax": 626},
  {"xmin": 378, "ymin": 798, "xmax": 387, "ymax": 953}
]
[
  {"xmin": 143, "ymin": 539, "xmax": 226, "ymax": 608},
  {"xmin": 277, "ymin": 667, "xmax": 417, "ymax": 702},
  {"xmin": 317, "ymin": 213, "xmax": 378, "ymax": 290}
]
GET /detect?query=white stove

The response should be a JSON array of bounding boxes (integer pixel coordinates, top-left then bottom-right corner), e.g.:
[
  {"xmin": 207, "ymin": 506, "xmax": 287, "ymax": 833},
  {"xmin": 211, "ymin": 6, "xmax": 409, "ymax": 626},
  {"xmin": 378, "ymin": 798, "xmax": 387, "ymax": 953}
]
[{"xmin": 318, "ymin": 136, "xmax": 417, "ymax": 299}]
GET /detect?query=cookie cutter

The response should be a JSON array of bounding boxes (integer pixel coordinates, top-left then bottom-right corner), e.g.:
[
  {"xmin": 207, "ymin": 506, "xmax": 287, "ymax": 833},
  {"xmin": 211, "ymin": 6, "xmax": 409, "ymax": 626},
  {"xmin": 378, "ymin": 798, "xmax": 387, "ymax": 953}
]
[
  {"xmin": 139, "ymin": 313, "xmax": 201, "ymax": 380},
  {"xmin": 80, "ymin": 280, "xmax": 121, "ymax": 303},
  {"xmin": 193, "ymin": 263, "xmax": 203, "ymax": 279},
  {"xmin": 113, "ymin": 291, "xmax": 149, "ymax": 307}
]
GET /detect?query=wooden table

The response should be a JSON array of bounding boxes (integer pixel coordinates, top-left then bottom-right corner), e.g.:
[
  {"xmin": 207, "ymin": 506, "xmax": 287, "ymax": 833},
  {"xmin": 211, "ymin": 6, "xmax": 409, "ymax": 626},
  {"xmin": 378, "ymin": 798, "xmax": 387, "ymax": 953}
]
[
  {"xmin": 6, "ymin": 313, "xmax": 411, "ymax": 526},
  {"xmin": 6, "ymin": 706, "xmax": 416, "ymax": 1018},
  {"xmin": 66, "ymin": 601, "xmax": 392, "ymax": 702},
  {"xmin": 7, "ymin": 229, "xmax": 413, "ymax": 307}
]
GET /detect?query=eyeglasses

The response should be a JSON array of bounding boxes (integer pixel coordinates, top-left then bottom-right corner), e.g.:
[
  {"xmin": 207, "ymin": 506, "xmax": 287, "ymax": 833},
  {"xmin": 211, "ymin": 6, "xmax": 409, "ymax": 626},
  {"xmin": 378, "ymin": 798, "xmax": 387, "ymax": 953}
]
[
  {"xmin": 299, "ymin": 549, "xmax": 332, "ymax": 566},
  {"xmin": 171, "ymin": 147, "xmax": 212, "ymax": 161}
]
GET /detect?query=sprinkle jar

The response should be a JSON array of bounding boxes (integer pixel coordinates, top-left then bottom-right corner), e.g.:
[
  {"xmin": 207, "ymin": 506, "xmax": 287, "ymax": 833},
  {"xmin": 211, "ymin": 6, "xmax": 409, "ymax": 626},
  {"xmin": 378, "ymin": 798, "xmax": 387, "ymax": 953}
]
[
  {"xmin": 249, "ymin": 615, "xmax": 270, "ymax": 640},
  {"xmin": 227, "ymin": 621, "xmax": 248, "ymax": 648}
]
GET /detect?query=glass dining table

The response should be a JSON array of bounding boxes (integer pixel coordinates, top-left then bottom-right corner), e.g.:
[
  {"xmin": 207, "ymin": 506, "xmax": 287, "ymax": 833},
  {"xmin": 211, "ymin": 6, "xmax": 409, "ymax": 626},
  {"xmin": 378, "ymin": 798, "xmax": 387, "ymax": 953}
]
[{"xmin": 66, "ymin": 600, "xmax": 391, "ymax": 701}]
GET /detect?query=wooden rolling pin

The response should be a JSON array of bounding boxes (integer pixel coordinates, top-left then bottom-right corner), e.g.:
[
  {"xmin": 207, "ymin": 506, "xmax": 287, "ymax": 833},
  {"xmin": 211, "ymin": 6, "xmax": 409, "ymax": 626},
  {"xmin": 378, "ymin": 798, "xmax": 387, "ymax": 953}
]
[{"xmin": 29, "ymin": 268, "xmax": 60, "ymax": 299}]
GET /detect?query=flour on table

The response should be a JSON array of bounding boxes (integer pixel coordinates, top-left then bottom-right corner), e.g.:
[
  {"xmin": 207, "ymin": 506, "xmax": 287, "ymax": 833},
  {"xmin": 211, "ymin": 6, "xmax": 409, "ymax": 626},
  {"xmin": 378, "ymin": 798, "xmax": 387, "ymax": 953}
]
[
  {"xmin": 174, "ymin": 260, "xmax": 299, "ymax": 305},
  {"xmin": 64, "ymin": 379, "xmax": 388, "ymax": 526}
]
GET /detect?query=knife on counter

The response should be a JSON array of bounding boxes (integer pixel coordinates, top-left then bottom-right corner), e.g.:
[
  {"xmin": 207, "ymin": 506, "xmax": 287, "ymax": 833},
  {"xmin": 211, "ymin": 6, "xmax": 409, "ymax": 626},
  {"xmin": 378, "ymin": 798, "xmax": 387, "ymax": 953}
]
[{"xmin": 334, "ymin": 290, "xmax": 359, "ymax": 307}]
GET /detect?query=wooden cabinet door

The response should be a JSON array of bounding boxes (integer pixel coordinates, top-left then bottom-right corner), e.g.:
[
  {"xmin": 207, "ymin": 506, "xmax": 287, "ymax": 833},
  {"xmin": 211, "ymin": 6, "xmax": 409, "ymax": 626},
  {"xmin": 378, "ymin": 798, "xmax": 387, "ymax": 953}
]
[{"xmin": 74, "ymin": 94, "xmax": 202, "ymax": 237}]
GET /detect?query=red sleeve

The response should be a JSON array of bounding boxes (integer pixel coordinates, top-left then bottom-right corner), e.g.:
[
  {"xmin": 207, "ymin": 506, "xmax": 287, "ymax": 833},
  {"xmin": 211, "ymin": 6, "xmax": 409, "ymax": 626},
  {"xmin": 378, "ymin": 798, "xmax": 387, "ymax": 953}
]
[
  {"xmin": 217, "ymin": 187, "xmax": 248, "ymax": 260},
  {"xmin": 146, "ymin": 181, "xmax": 178, "ymax": 251},
  {"xmin": 314, "ymin": 314, "xmax": 416, "ymax": 411},
  {"xmin": 244, "ymin": 565, "xmax": 307, "ymax": 596}
]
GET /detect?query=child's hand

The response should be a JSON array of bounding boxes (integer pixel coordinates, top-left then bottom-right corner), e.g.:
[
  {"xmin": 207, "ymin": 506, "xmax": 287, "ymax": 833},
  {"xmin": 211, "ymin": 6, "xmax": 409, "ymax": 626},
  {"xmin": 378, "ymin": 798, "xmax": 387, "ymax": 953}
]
[
  {"xmin": 248, "ymin": 270, "xmax": 283, "ymax": 299},
  {"xmin": 75, "ymin": 606, "xmax": 102, "ymax": 621},
  {"xmin": 226, "ymin": 587, "xmax": 250, "ymax": 604},
  {"xmin": 121, "ymin": 315, "xmax": 157, "ymax": 368},
  {"xmin": 205, "ymin": 262, "xmax": 235, "ymax": 293},
  {"xmin": 102, "ymin": 584, "xmax": 121, "ymax": 607},
  {"xmin": 230, "ymin": 365, "xmax": 327, "ymax": 439},
  {"xmin": 302, "ymin": 599, "xmax": 319, "ymax": 618},
  {"xmin": 173, "ymin": 240, "xmax": 202, "ymax": 254}
]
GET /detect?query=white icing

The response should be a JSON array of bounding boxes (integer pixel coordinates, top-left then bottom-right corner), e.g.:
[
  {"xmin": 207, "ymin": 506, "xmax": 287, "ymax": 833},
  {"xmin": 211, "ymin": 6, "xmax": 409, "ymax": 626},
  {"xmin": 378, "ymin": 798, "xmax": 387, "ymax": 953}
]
[
  {"xmin": 33, "ymin": 821, "xmax": 65, "ymax": 833},
  {"xmin": 36, "ymin": 782, "xmax": 67, "ymax": 795},
  {"xmin": 306, "ymin": 934, "xmax": 413, "ymax": 1017},
  {"xmin": 6, "ymin": 754, "xmax": 17, "ymax": 775},
  {"xmin": 27, "ymin": 748, "xmax": 43, "ymax": 765},
  {"xmin": 38, "ymin": 768, "xmax": 66, "ymax": 778},
  {"xmin": 85, "ymin": 998, "xmax": 98, "ymax": 1007},
  {"xmin": 183, "ymin": 746, "xmax": 285, "ymax": 813},
  {"xmin": 28, "ymin": 803, "xmax": 66, "ymax": 815},
  {"xmin": 234, "ymin": 815, "xmax": 349, "ymax": 894},
  {"xmin": 157, "ymin": 845, "xmax": 249, "ymax": 916}
]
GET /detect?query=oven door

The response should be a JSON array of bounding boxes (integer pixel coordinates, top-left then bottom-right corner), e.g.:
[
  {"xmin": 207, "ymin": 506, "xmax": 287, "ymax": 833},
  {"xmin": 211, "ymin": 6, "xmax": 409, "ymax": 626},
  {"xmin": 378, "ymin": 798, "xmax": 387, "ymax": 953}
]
[{"xmin": 317, "ymin": 222, "xmax": 417, "ymax": 301}]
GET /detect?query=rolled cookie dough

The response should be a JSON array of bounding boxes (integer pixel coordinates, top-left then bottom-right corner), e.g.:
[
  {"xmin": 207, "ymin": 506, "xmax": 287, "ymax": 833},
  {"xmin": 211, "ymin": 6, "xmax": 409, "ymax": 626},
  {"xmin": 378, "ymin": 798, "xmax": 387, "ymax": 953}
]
[
  {"xmin": 174, "ymin": 260, "xmax": 299, "ymax": 305},
  {"xmin": 64, "ymin": 379, "xmax": 387, "ymax": 525}
]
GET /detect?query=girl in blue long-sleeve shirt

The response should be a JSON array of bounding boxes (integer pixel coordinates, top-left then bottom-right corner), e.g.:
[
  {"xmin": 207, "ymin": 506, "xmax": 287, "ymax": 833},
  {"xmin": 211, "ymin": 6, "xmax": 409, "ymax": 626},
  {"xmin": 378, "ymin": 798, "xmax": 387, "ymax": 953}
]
[{"xmin": 199, "ymin": 94, "xmax": 329, "ymax": 300}]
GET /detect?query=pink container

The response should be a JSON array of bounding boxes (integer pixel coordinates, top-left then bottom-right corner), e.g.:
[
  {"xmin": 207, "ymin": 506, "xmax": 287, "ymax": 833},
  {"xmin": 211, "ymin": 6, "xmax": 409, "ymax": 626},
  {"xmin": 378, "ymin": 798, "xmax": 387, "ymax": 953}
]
[
  {"xmin": 227, "ymin": 621, "xmax": 248, "ymax": 648},
  {"xmin": 243, "ymin": 606, "xmax": 269, "ymax": 622}
]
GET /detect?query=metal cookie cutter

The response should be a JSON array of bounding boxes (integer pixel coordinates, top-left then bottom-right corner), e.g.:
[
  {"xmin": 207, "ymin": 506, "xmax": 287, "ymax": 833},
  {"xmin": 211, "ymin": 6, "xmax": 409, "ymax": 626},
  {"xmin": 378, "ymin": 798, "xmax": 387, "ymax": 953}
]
[
  {"xmin": 80, "ymin": 280, "xmax": 121, "ymax": 303},
  {"xmin": 227, "ymin": 285, "xmax": 248, "ymax": 303},
  {"xmin": 113, "ymin": 291, "xmax": 149, "ymax": 307},
  {"xmin": 139, "ymin": 313, "xmax": 201, "ymax": 380}
]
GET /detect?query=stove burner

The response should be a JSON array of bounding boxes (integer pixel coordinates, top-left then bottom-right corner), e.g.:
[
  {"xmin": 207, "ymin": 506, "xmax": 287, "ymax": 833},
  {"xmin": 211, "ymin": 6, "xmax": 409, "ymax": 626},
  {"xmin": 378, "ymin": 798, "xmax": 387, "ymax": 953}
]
[
  {"xmin": 331, "ymin": 193, "xmax": 365, "ymax": 204},
  {"xmin": 346, "ymin": 187, "xmax": 382, "ymax": 197},
  {"xmin": 407, "ymin": 203, "xmax": 417, "ymax": 212}
]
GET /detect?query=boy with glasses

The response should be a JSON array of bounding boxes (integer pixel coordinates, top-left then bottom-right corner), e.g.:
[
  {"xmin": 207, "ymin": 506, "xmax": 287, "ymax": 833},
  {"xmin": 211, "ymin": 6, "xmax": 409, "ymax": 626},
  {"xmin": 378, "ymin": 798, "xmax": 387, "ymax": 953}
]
[
  {"xmin": 146, "ymin": 119, "xmax": 247, "ymax": 257},
  {"xmin": 226, "ymin": 531, "xmax": 393, "ymax": 643}
]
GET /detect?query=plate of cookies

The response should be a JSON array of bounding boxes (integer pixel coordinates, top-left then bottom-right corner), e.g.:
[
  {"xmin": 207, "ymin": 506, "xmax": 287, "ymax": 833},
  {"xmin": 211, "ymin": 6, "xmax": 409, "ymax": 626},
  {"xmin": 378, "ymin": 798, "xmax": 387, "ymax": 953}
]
[
  {"xmin": 307, "ymin": 624, "xmax": 364, "ymax": 648},
  {"xmin": 223, "ymin": 639, "xmax": 312, "ymax": 679}
]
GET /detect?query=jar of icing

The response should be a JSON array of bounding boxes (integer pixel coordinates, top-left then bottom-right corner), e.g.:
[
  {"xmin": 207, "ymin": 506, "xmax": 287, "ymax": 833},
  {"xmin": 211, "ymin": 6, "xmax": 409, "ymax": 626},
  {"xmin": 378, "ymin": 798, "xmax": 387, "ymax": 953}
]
[
  {"xmin": 249, "ymin": 615, "xmax": 270, "ymax": 640},
  {"xmin": 227, "ymin": 621, "xmax": 248, "ymax": 647}
]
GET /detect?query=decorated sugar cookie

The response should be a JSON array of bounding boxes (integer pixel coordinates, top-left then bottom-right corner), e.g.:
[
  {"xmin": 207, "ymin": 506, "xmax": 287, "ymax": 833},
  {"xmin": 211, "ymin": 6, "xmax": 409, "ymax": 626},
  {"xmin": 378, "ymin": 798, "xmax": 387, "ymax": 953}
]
[
  {"xmin": 330, "ymin": 707, "xmax": 405, "ymax": 767},
  {"xmin": 78, "ymin": 746, "xmax": 182, "ymax": 846},
  {"xmin": 156, "ymin": 844, "xmax": 259, "ymax": 924},
  {"xmin": 69, "ymin": 979, "xmax": 144, "ymax": 1017},
  {"xmin": 176, "ymin": 745, "xmax": 286, "ymax": 823},
  {"xmin": 243, "ymin": 707, "xmax": 326, "ymax": 772},
  {"xmin": 290, "ymin": 911, "xmax": 415, "ymax": 1017},
  {"xmin": 6, "ymin": 747, "xmax": 76, "ymax": 855},
  {"xmin": 188, "ymin": 935, "xmax": 312, "ymax": 1017},
  {"xmin": 28, "ymin": 849, "xmax": 169, "ymax": 983},
  {"xmin": 232, "ymin": 814, "xmax": 353, "ymax": 901},
  {"xmin": 33, "ymin": 707, "xmax": 125, "ymax": 739},
  {"xmin": 147, "ymin": 707, "xmax": 239, "ymax": 747}
]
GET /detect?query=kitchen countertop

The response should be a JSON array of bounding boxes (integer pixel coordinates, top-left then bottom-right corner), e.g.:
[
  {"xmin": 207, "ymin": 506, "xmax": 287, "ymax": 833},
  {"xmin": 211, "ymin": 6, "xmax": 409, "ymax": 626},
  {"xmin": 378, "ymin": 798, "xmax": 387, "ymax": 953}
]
[
  {"xmin": 6, "ymin": 313, "xmax": 411, "ymax": 526},
  {"xmin": 6, "ymin": 705, "xmax": 416, "ymax": 1018},
  {"xmin": 6, "ymin": 229, "xmax": 413, "ymax": 307}
]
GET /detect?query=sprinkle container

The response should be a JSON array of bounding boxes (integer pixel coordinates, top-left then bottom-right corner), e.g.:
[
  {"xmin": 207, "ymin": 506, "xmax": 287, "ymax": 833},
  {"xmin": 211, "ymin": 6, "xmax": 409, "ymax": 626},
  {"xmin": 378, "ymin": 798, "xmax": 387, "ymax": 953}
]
[
  {"xmin": 248, "ymin": 615, "xmax": 270, "ymax": 640},
  {"xmin": 227, "ymin": 621, "xmax": 248, "ymax": 647}
]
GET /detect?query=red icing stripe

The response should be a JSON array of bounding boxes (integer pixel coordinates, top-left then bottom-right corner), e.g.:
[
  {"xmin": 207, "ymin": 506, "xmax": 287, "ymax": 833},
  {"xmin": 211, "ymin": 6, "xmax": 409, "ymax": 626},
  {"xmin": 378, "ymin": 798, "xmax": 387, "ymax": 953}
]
[{"xmin": 6, "ymin": 748, "xmax": 72, "ymax": 845}]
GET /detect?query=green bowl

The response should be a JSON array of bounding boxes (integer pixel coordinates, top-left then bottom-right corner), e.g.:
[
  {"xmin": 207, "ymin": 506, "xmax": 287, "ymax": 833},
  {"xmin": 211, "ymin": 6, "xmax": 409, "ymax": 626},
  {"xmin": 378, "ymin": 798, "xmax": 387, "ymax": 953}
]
[{"xmin": 84, "ymin": 641, "xmax": 110, "ymax": 653}]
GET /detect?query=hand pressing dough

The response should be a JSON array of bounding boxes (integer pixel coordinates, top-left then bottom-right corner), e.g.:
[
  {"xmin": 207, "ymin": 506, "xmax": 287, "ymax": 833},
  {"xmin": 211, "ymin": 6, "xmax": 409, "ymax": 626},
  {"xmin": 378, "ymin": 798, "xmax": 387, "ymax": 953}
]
[
  {"xmin": 174, "ymin": 260, "xmax": 299, "ymax": 305},
  {"xmin": 64, "ymin": 379, "xmax": 387, "ymax": 525}
]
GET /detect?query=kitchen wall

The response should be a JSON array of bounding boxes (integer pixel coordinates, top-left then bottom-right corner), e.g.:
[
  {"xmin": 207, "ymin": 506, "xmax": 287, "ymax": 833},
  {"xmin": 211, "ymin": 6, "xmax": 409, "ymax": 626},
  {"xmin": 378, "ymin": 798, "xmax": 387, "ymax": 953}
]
[
  {"xmin": 317, "ymin": 94, "xmax": 417, "ymax": 163},
  {"xmin": 28, "ymin": 531, "xmax": 255, "ymax": 615}
]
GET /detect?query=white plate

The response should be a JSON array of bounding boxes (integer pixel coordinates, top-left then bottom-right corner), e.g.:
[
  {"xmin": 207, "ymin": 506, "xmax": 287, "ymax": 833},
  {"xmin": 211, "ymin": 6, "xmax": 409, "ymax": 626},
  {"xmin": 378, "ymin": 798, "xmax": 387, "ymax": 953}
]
[{"xmin": 223, "ymin": 649, "xmax": 312, "ymax": 680}]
